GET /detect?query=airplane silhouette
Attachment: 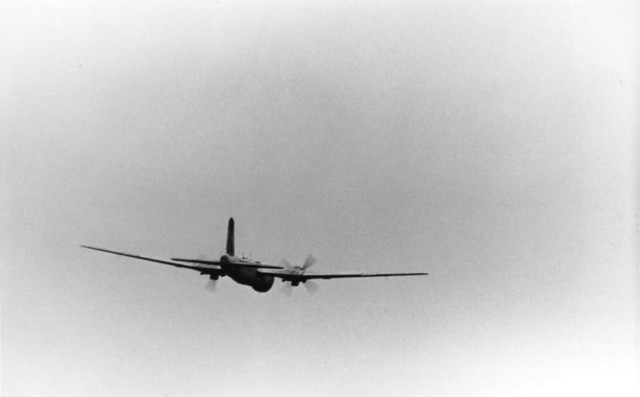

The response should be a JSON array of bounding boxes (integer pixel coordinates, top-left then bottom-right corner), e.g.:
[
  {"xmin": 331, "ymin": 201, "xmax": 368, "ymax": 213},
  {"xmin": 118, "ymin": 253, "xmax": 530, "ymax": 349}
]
[{"xmin": 81, "ymin": 218, "xmax": 428, "ymax": 294}]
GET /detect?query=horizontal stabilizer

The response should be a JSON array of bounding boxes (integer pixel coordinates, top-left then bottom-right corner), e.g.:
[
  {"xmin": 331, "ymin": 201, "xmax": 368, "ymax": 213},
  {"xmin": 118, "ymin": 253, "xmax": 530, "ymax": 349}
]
[{"xmin": 171, "ymin": 258, "xmax": 285, "ymax": 270}]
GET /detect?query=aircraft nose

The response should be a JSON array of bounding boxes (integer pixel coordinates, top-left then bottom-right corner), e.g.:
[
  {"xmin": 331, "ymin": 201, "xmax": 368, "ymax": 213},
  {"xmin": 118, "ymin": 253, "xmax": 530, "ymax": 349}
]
[{"xmin": 220, "ymin": 255, "xmax": 229, "ymax": 263}]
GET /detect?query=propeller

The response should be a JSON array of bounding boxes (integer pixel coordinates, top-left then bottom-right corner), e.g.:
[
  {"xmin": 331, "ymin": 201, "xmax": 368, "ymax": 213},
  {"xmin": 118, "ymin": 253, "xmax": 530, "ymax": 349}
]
[
  {"xmin": 304, "ymin": 280, "xmax": 320, "ymax": 295},
  {"xmin": 302, "ymin": 254, "xmax": 317, "ymax": 271},
  {"xmin": 198, "ymin": 253, "xmax": 218, "ymax": 293},
  {"xmin": 279, "ymin": 257, "xmax": 292, "ymax": 268},
  {"xmin": 279, "ymin": 282, "xmax": 294, "ymax": 297},
  {"xmin": 279, "ymin": 254, "xmax": 319, "ymax": 295},
  {"xmin": 205, "ymin": 278, "xmax": 218, "ymax": 293}
]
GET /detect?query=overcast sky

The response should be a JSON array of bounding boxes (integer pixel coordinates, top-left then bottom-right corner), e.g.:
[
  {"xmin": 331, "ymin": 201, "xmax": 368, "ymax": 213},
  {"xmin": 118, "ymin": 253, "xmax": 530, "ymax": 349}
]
[{"xmin": 2, "ymin": 1, "xmax": 638, "ymax": 396}]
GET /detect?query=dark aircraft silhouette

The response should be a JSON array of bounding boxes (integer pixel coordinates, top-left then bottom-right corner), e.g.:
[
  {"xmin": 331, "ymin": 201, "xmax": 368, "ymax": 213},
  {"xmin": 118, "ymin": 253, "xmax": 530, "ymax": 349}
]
[{"xmin": 81, "ymin": 218, "xmax": 428, "ymax": 294}]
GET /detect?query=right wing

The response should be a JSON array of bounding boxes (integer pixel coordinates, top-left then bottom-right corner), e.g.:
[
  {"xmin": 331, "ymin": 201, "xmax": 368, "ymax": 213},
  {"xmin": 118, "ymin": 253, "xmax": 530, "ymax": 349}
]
[
  {"xmin": 258, "ymin": 269, "xmax": 428, "ymax": 281},
  {"xmin": 299, "ymin": 271, "xmax": 429, "ymax": 280},
  {"xmin": 80, "ymin": 245, "xmax": 222, "ymax": 273}
]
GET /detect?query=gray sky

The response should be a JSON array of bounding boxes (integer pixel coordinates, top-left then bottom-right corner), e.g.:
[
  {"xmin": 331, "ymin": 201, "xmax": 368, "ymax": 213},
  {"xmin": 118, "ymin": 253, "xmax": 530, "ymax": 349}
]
[{"xmin": 2, "ymin": 1, "xmax": 638, "ymax": 396}]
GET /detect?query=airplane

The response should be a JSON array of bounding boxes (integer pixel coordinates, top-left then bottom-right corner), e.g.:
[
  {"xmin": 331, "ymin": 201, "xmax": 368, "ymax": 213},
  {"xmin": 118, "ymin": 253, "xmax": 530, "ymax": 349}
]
[{"xmin": 81, "ymin": 218, "xmax": 428, "ymax": 294}]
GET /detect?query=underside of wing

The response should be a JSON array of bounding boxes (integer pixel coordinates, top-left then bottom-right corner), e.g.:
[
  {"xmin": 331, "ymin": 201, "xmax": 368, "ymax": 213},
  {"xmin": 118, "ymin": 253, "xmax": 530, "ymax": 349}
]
[
  {"xmin": 258, "ymin": 269, "xmax": 428, "ymax": 281},
  {"xmin": 81, "ymin": 245, "xmax": 222, "ymax": 274}
]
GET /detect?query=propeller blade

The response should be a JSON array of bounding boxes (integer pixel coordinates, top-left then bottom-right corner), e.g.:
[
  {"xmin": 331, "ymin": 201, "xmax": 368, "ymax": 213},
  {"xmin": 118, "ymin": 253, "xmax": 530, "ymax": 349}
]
[
  {"xmin": 279, "ymin": 282, "xmax": 293, "ymax": 297},
  {"xmin": 304, "ymin": 281, "xmax": 320, "ymax": 295},
  {"xmin": 205, "ymin": 279, "xmax": 217, "ymax": 293},
  {"xmin": 302, "ymin": 254, "xmax": 316, "ymax": 271},
  {"xmin": 279, "ymin": 257, "xmax": 292, "ymax": 269}
]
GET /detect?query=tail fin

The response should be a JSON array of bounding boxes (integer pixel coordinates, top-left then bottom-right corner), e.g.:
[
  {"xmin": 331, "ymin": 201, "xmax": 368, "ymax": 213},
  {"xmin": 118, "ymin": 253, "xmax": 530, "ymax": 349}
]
[{"xmin": 226, "ymin": 218, "xmax": 235, "ymax": 256}]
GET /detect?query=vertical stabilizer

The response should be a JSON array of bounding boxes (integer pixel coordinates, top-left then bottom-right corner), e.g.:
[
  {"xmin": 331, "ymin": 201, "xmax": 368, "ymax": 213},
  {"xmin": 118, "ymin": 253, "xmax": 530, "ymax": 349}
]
[{"xmin": 226, "ymin": 218, "xmax": 235, "ymax": 256}]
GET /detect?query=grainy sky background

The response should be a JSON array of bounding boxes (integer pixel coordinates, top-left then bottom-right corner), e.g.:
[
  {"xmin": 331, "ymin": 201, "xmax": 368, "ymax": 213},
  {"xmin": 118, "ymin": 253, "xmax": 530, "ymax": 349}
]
[{"xmin": 2, "ymin": 0, "xmax": 638, "ymax": 396}]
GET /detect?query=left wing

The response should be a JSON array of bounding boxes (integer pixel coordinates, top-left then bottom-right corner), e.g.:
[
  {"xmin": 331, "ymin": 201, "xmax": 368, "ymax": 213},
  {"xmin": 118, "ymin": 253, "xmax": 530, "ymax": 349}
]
[
  {"xmin": 258, "ymin": 269, "xmax": 428, "ymax": 281},
  {"xmin": 80, "ymin": 245, "xmax": 222, "ymax": 273}
]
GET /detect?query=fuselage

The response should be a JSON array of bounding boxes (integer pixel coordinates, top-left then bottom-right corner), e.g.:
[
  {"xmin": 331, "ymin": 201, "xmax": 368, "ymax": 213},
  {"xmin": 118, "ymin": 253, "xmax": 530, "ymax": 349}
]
[{"xmin": 219, "ymin": 254, "xmax": 275, "ymax": 292}]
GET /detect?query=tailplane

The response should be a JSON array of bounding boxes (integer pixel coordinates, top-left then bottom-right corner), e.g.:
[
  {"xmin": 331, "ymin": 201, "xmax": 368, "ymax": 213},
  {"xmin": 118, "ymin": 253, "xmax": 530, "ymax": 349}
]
[{"xmin": 226, "ymin": 218, "xmax": 235, "ymax": 256}]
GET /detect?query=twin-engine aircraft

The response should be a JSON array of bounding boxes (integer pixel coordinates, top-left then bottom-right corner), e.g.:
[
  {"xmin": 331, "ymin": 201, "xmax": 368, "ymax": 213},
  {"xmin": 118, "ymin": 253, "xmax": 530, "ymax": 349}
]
[{"xmin": 81, "ymin": 218, "xmax": 428, "ymax": 294}]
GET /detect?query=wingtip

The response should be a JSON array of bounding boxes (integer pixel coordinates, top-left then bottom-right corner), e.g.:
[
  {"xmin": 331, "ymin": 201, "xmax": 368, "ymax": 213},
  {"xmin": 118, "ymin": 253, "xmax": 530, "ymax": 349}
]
[{"xmin": 80, "ymin": 245, "xmax": 100, "ymax": 251}]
